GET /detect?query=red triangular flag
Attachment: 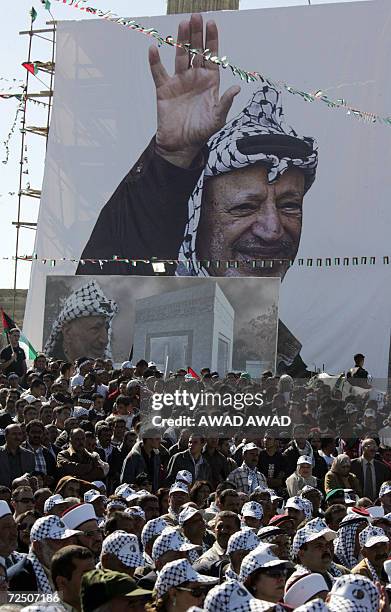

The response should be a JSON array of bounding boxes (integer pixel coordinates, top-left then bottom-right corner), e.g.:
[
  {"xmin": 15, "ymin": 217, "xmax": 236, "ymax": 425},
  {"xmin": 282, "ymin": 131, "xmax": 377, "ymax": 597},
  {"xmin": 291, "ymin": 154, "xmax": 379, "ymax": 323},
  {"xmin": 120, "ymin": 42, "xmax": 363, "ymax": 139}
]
[
  {"xmin": 187, "ymin": 367, "xmax": 200, "ymax": 380},
  {"xmin": 22, "ymin": 62, "xmax": 37, "ymax": 76}
]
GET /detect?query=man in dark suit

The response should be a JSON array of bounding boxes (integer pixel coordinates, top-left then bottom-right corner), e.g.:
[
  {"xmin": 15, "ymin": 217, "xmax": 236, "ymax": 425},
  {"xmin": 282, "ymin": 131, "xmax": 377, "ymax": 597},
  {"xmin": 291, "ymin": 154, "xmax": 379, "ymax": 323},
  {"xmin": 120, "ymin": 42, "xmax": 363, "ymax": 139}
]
[
  {"xmin": 95, "ymin": 423, "xmax": 123, "ymax": 494},
  {"xmin": 22, "ymin": 420, "xmax": 57, "ymax": 486},
  {"xmin": 350, "ymin": 438, "xmax": 391, "ymax": 501},
  {"xmin": 0, "ymin": 424, "xmax": 35, "ymax": 488}
]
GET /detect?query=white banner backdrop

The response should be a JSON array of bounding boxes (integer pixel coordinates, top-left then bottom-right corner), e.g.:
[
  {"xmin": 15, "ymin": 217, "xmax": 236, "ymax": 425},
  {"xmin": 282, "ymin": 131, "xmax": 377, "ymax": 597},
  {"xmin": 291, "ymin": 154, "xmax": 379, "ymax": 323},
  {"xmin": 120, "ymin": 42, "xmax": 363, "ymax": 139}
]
[{"xmin": 24, "ymin": 0, "xmax": 391, "ymax": 376}]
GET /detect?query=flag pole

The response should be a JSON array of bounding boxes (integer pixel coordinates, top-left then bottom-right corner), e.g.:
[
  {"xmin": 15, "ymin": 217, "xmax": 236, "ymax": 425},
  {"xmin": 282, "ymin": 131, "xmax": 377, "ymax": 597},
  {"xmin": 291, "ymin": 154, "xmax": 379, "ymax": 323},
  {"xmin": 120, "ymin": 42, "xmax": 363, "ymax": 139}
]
[{"xmin": 164, "ymin": 355, "xmax": 169, "ymax": 381}]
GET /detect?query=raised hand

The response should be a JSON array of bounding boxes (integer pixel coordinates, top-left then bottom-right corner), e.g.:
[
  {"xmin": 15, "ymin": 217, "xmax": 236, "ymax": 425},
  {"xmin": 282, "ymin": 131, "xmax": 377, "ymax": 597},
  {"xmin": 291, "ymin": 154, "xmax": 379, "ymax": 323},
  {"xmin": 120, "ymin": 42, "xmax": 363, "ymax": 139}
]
[{"xmin": 149, "ymin": 13, "xmax": 240, "ymax": 168}]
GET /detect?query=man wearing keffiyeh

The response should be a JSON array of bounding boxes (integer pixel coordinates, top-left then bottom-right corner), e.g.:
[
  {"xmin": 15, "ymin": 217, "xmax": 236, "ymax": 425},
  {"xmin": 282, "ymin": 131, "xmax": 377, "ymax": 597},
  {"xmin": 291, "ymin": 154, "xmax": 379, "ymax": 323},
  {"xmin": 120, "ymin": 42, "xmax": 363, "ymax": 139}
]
[
  {"xmin": 78, "ymin": 14, "xmax": 318, "ymax": 376},
  {"xmin": 44, "ymin": 280, "xmax": 118, "ymax": 362},
  {"xmin": 333, "ymin": 513, "xmax": 369, "ymax": 570}
]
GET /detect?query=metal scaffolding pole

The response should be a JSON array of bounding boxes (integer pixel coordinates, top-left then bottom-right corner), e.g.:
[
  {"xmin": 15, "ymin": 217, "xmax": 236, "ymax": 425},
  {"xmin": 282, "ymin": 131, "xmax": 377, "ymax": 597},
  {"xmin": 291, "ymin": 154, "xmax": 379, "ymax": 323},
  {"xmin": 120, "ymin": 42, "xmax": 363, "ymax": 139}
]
[
  {"xmin": 12, "ymin": 16, "xmax": 33, "ymax": 318},
  {"xmin": 13, "ymin": 23, "xmax": 55, "ymax": 317}
]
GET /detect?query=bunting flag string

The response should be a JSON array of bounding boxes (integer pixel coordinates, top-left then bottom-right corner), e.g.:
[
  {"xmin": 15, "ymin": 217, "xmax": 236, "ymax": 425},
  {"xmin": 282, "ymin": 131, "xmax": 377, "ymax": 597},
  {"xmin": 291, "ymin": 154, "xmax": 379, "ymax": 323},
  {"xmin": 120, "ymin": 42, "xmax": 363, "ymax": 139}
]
[
  {"xmin": 0, "ymin": 192, "xmax": 16, "ymax": 199},
  {"xmin": 0, "ymin": 78, "xmax": 24, "ymax": 85},
  {"xmin": 29, "ymin": 7, "xmax": 38, "ymax": 23},
  {"xmin": 1, "ymin": 254, "xmax": 390, "ymax": 269},
  {"xmin": 0, "ymin": 93, "xmax": 48, "ymax": 107},
  {"xmin": 2, "ymin": 95, "xmax": 25, "ymax": 165},
  {"xmin": 52, "ymin": 0, "xmax": 391, "ymax": 127}
]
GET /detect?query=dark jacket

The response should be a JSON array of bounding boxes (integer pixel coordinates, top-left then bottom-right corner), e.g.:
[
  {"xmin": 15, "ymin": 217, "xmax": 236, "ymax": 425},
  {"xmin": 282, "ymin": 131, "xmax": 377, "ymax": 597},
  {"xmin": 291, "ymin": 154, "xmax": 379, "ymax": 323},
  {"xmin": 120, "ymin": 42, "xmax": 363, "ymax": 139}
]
[
  {"xmin": 56, "ymin": 447, "xmax": 105, "ymax": 481},
  {"xmin": 0, "ymin": 445, "xmax": 35, "ymax": 487},
  {"xmin": 21, "ymin": 442, "xmax": 57, "ymax": 482},
  {"xmin": 282, "ymin": 444, "xmax": 301, "ymax": 477},
  {"xmin": 201, "ymin": 448, "xmax": 233, "ymax": 489},
  {"xmin": 120, "ymin": 440, "xmax": 161, "ymax": 493},
  {"xmin": 165, "ymin": 449, "xmax": 213, "ymax": 487},
  {"xmin": 76, "ymin": 138, "xmax": 204, "ymax": 276},
  {"xmin": 350, "ymin": 457, "xmax": 391, "ymax": 498},
  {"xmin": 96, "ymin": 445, "xmax": 123, "ymax": 493},
  {"xmin": 8, "ymin": 558, "xmax": 38, "ymax": 592}
]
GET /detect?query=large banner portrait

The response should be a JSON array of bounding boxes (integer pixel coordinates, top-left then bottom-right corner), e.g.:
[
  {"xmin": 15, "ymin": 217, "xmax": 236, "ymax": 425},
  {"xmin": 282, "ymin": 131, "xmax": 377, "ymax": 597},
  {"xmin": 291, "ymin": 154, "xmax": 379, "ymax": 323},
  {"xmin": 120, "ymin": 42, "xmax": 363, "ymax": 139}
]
[
  {"xmin": 25, "ymin": 0, "xmax": 391, "ymax": 379},
  {"xmin": 42, "ymin": 276, "xmax": 279, "ymax": 374}
]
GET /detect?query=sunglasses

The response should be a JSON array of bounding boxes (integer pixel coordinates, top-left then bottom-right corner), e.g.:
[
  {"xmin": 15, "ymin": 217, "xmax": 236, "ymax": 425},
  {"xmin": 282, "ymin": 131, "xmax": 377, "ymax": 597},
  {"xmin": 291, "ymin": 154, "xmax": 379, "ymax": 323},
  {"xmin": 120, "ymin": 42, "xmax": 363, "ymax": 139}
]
[
  {"xmin": 176, "ymin": 586, "xmax": 209, "ymax": 598},
  {"xmin": 262, "ymin": 568, "xmax": 288, "ymax": 579},
  {"xmin": 16, "ymin": 498, "xmax": 34, "ymax": 504}
]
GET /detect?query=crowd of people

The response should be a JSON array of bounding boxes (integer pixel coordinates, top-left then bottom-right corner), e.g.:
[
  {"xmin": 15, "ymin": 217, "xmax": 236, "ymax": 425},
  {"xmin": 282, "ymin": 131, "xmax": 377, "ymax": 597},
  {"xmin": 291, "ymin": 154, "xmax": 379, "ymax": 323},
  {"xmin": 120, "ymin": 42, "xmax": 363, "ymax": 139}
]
[{"xmin": 0, "ymin": 328, "xmax": 390, "ymax": 610}]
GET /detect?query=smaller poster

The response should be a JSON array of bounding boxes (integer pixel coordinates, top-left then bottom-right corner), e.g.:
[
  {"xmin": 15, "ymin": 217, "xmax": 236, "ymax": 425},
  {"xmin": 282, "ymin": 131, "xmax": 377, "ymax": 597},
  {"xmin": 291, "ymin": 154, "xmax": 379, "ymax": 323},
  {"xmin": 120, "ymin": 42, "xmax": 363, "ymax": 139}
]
[{"xmin": 43, "ymin": 276, "xmax": 279, "ymax": 376}]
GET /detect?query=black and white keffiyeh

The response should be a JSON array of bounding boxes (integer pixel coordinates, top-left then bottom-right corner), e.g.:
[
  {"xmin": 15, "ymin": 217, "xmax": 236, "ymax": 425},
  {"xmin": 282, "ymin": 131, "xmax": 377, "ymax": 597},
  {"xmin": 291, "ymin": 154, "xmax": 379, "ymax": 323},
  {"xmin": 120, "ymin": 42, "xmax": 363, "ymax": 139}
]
[
  {"xmin": 44, "ymin": 280, "xmax": 118, "ymax": 359},
  {"xmin": 27, "ymin": 551, "xmax": 53, "ymax": 594},
  {"xmin": 177, "ymin": 85, "xmax": 318, "ymax": 277},
  {"xmin": 365, "ymin": 559, "xmax": 380, "ymax": 582},
  {"xmin": 334, "ymin": 519, "xmax": 364, "ymax": 570},
  {"xmin": 224, "ymin": 564, "xmax": 239, "ymax": 580},
  {"xmin": 328, "ymin": 562, "xmax": 344, "ymax": 578}
]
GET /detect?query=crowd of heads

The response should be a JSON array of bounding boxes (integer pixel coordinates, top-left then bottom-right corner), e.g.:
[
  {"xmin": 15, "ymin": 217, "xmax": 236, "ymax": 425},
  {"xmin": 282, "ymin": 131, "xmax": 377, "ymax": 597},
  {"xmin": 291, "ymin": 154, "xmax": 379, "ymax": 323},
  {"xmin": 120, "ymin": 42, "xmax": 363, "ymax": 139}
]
[{"xmin": 0, "ymin": 340, "xmax": 390, "ymax": 610}]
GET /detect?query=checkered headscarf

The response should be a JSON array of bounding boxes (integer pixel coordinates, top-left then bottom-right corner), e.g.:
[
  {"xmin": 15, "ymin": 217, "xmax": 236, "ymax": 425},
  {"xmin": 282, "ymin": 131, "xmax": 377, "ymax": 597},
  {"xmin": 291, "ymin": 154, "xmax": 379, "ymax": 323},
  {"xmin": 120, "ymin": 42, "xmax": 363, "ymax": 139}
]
[
  {"xmin": 334, "ymin": 516, "xmax": 367, "ymax": 570},
  {"xmin": 44, "ymin": 280, "xmax": 118, "ymax": 359},
  {"xmin": 27, "ymin": 552, "xmax": 53, "ymax": 594},
  {"xmin": 177, "ymin": 85, "xmax": 318, "ymax": 277}
]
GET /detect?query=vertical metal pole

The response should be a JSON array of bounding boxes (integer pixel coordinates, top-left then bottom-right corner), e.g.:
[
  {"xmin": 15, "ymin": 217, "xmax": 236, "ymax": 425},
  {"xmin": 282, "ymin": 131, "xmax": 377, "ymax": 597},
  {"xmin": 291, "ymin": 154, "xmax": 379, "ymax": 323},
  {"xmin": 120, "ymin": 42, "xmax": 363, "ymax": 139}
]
[
  {"xmin": 13, "ymin": 16, "xmax": 33, "ymax": 318},
  {"xmin": 45, "ymin": 20, "xmax": 56, "ymax": 149}
]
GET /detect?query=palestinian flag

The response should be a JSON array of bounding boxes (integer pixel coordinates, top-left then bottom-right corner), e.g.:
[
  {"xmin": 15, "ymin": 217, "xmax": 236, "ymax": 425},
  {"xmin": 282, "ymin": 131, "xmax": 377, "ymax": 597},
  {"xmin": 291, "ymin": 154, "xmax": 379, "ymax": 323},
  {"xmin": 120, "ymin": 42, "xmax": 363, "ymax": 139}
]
[
  {"xmin": 22, "ymin": 62, "xmax": 39, "ymax": 76},
  {"xmin": 187, "ymin": 367, "xmax": 200, "ymax": 380},
  {"xmin": 30, "ymin": 7, "xmax": 38, "ymax": 22},
  {"xmin": 1, "ymin": 309, "xmax": 38, "ymax": 360}
]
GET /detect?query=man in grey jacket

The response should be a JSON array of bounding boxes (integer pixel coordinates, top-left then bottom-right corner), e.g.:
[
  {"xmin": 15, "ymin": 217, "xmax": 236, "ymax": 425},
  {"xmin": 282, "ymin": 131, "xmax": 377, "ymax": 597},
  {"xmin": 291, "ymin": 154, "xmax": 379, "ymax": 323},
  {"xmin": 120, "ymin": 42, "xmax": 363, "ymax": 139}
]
[{"xmin": 120, "ymin": 434, "xmax": 161, "ymax": 493}]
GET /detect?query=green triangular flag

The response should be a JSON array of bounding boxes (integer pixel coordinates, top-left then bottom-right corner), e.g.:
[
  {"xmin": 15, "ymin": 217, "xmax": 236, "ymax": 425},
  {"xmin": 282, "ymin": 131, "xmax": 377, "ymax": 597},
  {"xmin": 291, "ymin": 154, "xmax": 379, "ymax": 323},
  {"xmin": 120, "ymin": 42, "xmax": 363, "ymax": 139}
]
[
  {"xmin": 30, "ymin": 6, "xmax": 37, "ymax": 22},
  {"xmin": 41, "ymin": 0, "xmax": 51, "ymax": 9}
]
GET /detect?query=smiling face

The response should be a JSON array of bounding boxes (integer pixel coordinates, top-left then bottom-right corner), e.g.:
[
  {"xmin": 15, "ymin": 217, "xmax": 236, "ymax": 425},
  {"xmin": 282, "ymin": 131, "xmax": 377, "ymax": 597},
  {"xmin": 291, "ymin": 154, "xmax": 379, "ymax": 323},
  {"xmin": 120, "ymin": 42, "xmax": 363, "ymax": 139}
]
[
  {"xmin": 195, "ymin": 164, "xmax": 305, "ymax": 278},
  {"xmin": 62, "ymin": 316, "xmax": 108, "ymax": 362}
]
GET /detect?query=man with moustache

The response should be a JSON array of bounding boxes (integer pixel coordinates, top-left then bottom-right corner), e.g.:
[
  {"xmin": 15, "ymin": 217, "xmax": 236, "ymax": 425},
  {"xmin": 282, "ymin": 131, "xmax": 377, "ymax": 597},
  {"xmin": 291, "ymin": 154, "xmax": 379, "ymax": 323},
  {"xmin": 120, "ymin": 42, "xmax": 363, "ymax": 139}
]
[
  {"xmin": 77, "ymin": 14, "xmax": 318, "ymax": 376},
  {"xmin": 286, "ymin": 517, "xmax": 349, "ymax": 591}
]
